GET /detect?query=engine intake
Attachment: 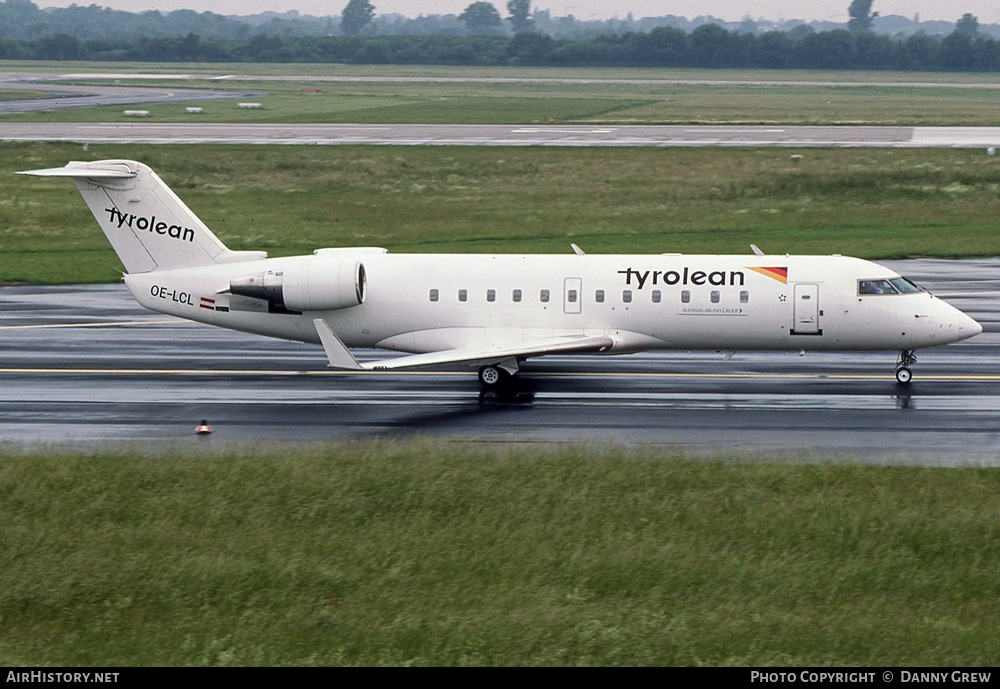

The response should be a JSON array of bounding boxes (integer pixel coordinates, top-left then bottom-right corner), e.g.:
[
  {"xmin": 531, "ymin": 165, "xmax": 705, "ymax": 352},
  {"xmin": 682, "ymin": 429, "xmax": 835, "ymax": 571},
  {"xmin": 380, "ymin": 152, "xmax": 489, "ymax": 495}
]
[{"xmin": 230, "ymin": 259, "xmax": 366, "ymax": 312}]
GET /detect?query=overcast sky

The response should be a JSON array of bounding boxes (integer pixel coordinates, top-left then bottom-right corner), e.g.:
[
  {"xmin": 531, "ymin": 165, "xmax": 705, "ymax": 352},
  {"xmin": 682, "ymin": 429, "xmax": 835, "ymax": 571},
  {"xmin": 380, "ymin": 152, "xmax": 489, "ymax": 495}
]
[{"xmin": 33, "ymin": 1, "xmax": 1000, "ymax": 24}]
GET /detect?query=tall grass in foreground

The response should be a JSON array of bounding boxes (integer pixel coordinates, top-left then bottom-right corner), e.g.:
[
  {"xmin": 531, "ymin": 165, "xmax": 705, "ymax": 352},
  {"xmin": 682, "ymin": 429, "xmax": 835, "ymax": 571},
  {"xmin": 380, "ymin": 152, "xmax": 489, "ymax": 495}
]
[{"xmin": 1, "ymin": 442, "xmax": 998, "ymax": 666}]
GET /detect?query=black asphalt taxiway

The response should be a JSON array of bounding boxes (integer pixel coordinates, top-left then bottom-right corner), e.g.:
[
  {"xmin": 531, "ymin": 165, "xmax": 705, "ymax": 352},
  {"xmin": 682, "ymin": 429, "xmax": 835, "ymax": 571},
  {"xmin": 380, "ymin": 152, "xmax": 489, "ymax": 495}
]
[
  {"xmin": 0, "ymin": 72, "xmax": 263, "ymax": 114},
  {"xmin": 2, "ymin": 259, "xmax": 998, "ymax": 464}
]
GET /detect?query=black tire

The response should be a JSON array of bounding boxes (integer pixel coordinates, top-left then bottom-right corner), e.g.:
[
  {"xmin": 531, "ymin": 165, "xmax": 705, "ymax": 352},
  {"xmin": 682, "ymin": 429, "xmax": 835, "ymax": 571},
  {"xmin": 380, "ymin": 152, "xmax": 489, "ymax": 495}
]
[
  {"xmin": 895, "ymin": 367, "xmax": 912, "ymax": 384},
  {"xmin": 478, "ymin": 365, "xmax": 504, "ymax": 388}
]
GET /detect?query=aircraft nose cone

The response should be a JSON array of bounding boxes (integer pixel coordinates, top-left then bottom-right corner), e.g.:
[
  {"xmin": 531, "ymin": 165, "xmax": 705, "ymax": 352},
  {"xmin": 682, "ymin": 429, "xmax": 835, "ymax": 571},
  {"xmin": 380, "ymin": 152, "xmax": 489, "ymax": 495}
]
[
  {"xmin": 966, "ymin": 314, "xmax": 984, "ymax": 337},
  {"xmin": 943, "ymin": 304, "xmax": 982, "ymax": 343}
]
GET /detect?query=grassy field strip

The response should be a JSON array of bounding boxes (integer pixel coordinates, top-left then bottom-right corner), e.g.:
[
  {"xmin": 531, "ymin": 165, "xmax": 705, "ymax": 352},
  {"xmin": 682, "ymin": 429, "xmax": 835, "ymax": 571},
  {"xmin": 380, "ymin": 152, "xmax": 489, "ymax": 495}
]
[
  {"xmin": 2, "ymin": 444, "xmax": 998, "ymax": 666},
  {"xmin": 8, "ymin": 79, "xmax": 1000, "ymax": 126},
  {"xmin": 5, "ymin": 63, "xmax": 1000, "ymax": 126},
  {"xmin": 4, "ymin": 143, "xmax": 1000, "ymax": 284}
]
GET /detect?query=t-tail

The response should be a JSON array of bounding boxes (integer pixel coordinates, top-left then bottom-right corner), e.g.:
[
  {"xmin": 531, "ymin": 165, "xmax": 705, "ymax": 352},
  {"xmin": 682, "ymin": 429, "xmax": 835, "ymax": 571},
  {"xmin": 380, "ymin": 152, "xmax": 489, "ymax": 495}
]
[{"xmin": 18, "ymin": 160, "xmax": 265, "ymax": 273}]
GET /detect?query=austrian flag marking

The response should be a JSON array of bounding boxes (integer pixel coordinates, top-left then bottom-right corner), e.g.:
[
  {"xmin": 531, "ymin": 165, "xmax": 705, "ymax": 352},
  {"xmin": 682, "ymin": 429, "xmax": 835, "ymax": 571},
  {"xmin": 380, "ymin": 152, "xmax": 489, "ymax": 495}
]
[
  {"xmin": 747, "ymin": 266, "xmax": 788, "ymax": 284},
  {"xmin": 200, "ymin": 296, "xmax": 229, "ymax": 313}
]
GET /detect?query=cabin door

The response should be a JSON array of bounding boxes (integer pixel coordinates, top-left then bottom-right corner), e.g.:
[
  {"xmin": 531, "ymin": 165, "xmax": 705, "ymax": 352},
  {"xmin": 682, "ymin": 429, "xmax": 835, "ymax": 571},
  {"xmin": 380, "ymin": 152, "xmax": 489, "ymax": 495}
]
[
  {"xmin": 792, "ymin": 283, "xmax": 820, "ymax": 334},
  {"xmin": 563, "ymin": 277, "xmax": 582, "ymax": 315}
]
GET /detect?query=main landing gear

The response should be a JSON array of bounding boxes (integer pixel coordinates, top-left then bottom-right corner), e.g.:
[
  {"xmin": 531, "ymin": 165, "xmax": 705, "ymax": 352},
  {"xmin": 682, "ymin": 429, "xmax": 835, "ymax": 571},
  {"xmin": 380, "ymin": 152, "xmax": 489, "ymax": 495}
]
[
  {"xmin": 477, "ymin": 358, "xmax": 520, "ymax": 390},
  {"xmin": 895, "ymin": 350, "xmax": 917, "ymax": 385},
  {"xmin": 478, "ymin": 364, "xmax": 510, "ymax": 388}
]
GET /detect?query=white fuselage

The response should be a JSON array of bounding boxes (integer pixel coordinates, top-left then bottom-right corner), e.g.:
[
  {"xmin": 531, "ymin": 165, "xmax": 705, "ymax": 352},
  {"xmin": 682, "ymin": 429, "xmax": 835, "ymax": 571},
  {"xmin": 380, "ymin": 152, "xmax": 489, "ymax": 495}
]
[
  {"xmin": 21, "ymin": 159, "xmax": 982, "ymax": 378},
  {"xmin": 122, "ymin": 252, "xmax": 981, "ymax": 356}
]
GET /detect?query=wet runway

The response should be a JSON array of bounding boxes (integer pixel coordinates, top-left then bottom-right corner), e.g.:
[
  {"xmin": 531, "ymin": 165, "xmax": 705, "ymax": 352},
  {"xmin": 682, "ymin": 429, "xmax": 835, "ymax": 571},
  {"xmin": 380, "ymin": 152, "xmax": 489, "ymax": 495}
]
[
  {"xmin": 2, "ymin": 122, "xmax": 999, "ymax": 148},
  {"xmin": 2, "ymin": 259, "xmax": 998, "ymax": 463}
]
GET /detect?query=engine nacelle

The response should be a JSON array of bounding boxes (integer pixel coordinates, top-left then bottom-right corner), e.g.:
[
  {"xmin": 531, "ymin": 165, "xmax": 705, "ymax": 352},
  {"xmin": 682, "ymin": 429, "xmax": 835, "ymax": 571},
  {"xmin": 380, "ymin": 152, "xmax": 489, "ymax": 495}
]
[{"xmin": 230, "ymin": 258, "xmax": 366, "ymax": 312}]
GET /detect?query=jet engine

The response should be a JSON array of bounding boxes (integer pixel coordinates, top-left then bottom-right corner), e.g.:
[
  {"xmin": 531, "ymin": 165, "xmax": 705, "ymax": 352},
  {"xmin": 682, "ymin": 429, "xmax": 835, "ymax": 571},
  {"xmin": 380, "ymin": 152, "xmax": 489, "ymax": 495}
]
[{"xmin": 229, "ymin": 259, "xmax": 366, "ymax": 312}]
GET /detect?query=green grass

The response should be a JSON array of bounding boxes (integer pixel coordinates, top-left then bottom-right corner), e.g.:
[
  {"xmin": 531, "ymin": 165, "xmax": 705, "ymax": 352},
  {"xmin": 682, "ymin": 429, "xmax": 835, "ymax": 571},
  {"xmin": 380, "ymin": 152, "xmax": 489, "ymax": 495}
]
[
  {"xmin": 0, "ymin": 90, "xmax": 47, "ymax": 101},
  {"xmin": 1, "ymin": 442, "xmax": 998, "ymax": 666},
  {"xmin": 4, "ymin": 142, "xmax": 1000, "ymax": 284},
  {"xmin": 5, "ymin": 63, "xmax": 1000, "ymax": 125},
  {"xmin": 11, "ymin": 77, "xmax": 1000, "ymax": 126}
]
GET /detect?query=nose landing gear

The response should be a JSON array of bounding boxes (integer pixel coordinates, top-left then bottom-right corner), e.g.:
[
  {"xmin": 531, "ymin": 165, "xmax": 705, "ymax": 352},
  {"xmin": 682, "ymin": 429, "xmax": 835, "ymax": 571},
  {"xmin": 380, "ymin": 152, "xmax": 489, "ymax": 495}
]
[{"xmin": 895, "ymin": 350, "xmax": 916, "ymax": 384}]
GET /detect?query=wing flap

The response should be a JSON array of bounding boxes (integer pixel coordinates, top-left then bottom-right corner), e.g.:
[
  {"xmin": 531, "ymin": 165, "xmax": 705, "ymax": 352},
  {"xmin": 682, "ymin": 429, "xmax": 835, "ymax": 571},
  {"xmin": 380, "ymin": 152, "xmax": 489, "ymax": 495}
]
[
  {"xmin": 315, "ymin": 318, "xmax": 616, "ymax": 372},
  {"xmin": 361, "ymin": 334, "xmax": 615, "ymax": 371}
]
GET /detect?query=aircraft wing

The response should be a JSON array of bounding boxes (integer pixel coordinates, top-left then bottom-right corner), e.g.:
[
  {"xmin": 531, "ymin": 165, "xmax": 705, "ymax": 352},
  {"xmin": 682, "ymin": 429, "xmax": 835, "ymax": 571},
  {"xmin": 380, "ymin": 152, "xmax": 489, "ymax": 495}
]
[{"xmin": 314, "ymin": 319, "xmax": 613, "ymax": 371}]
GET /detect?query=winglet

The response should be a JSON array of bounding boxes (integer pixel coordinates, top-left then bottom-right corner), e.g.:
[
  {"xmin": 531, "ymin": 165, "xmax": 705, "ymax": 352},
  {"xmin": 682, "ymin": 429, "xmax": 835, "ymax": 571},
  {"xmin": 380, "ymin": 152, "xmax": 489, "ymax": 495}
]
[{"xmin": 313, "ymin": 319, "xmax": 362, "ymax": 370}]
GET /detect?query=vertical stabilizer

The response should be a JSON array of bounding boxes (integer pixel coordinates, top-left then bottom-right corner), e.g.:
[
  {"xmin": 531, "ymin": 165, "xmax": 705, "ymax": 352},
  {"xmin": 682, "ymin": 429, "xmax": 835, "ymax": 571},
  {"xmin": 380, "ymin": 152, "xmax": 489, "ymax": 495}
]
[{"xmin": 19, "ymin": 160, "xmax": 262, "ymax": 273}]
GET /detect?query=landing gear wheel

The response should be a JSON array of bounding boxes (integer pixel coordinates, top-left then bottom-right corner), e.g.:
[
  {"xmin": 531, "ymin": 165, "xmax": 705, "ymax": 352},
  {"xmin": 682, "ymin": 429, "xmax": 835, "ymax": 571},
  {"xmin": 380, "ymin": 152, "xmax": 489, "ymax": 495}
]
[
  {"xmin": 895, "ymin": 350, "xmax": 916, "ymax": 385},
  {"xmin": 478, "ymin": 365, "xmax": 505, "ymax": 388}
]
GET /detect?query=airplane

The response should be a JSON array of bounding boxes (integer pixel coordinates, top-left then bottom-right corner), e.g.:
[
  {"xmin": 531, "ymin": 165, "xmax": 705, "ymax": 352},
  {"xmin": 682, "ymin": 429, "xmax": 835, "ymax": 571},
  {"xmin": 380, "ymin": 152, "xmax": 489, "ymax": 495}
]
[{"xmin": 19, "ymin": 159, "xmax": 983, "ymax": 388}]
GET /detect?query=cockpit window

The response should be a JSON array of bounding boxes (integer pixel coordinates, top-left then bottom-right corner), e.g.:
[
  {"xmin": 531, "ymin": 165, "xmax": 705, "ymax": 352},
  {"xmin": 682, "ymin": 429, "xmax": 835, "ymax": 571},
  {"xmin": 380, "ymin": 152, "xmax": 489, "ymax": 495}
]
[
  {"xmin": 889, "ymin": 277, "xmax": 923, "ymax": 293},
  {"xmin": 858, "ymin": 279, "xmax": 898, "ymax": 295},
  {"xmin": 858, "ymin": 278, "xmax": 923, "ymax": 296}
]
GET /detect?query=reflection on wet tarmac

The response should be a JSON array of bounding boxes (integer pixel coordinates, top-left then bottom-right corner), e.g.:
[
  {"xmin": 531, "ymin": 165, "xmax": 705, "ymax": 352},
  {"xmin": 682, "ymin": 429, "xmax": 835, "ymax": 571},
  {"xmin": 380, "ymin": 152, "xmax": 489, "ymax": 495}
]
[{"xmin": 2, "ymin": 259, "xmax": 999, "ymax": 464}]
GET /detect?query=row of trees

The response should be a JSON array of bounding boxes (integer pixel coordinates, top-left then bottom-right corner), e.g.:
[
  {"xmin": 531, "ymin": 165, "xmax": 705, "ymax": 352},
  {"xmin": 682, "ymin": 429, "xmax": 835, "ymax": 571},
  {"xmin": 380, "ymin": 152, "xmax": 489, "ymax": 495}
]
[
  {"xmin": 2, "ymin": 25, "xmax": 998, "ymax": 71},
  {"xmin": 0, "ymin": 0, "xmax": 996, "ymax": 70},
  {"xmin": 341, "ymin": 0, "xmax": 531, "ymax": 36},
  {"xmin": 1, "ymin": 0, "xmax": 997, "ymax": 42}
]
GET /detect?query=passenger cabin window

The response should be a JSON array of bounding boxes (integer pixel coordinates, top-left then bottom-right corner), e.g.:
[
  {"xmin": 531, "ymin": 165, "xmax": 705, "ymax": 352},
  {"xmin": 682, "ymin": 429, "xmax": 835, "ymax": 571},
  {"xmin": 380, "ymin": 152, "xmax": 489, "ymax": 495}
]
[
  {"xmin": 681, "ymin": 290, "xmax": 690, "ymax": 304},
  {"xmin": 429, "ymin": 288, "xmax": 439, "ymax": 302},
  {"xmin": 458, "ymin": 289, "xmax": 468, "ymax": 302},
  {"xmin": 487, "ymin": 289, "xmax": 496, "ymax": 302},
  {"xmin": 540, "ymin": 289, "xmax": 550, "ymax": 303},
  {"xmin": 711, "ymin": 290, "xmax": 720, "ymax": 304},
  {"xmin": 622, "ymin": 290, "xmax": 632, "ymax": 303},
  {"xmin": 513, "ymin": 289, "xmax": 522, "ymax": 302},
  {"xmin": 595, "ymin": 290, "xmax": 605, "ymax": 303},
  {"xmin": 740, "ymin": 290, "xmax": 749, "ymax": 304},
  {"xmin": 652, "ymin": 290, "xmax": 661, "ymax": 303}
]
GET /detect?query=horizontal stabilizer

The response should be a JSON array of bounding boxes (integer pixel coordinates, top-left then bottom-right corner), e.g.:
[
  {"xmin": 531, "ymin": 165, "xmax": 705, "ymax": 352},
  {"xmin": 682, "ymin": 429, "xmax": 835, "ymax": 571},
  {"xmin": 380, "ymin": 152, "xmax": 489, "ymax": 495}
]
[{"xmin": 18, "ymin": 162, "xmax": 135, "ymax": 179}]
